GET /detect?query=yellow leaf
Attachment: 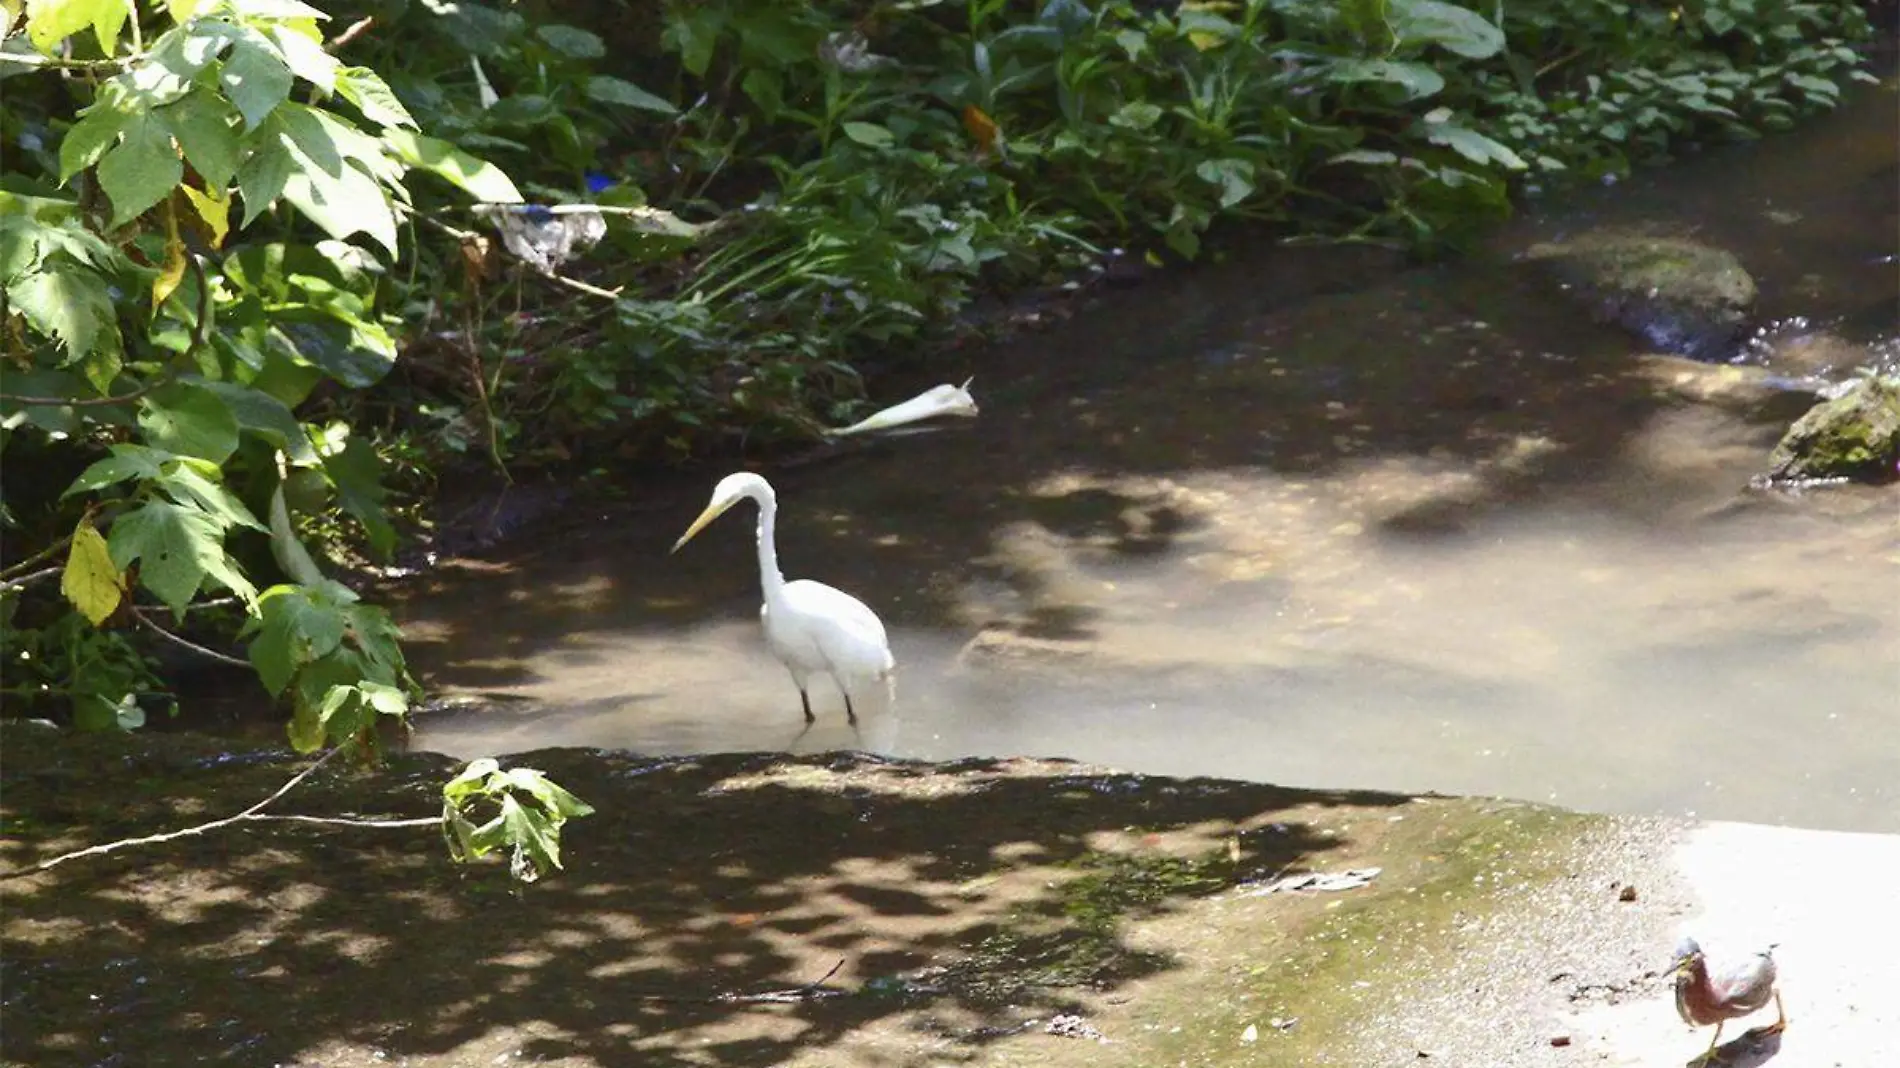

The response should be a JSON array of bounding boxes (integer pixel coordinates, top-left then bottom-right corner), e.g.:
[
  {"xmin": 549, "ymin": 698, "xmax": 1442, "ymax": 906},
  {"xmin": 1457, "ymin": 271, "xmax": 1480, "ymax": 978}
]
[
  {"xmin": 181, "ymin": 184, "xmax": 230, "ymax": 248},
  {"xmin": 62, "ymin": 519, "xmax": 125, "ymax": 627},
  {"xmin": 1, "ymin": 0, "xmax": 23, "ymax": 36},
  {"xmin": 961, "ymin": 104, "xmax": 1005, "ymax": 158},
  {"xmin": 166, "ymin": 0, "xmax": 199, "ymax": 23},
  {"xmin": 152, "ymin": 201, "xmax": 188, "ymax": 309},
  {"xmin": 25, "ymin": 0, "xmax": 93, "ymax": 53}
]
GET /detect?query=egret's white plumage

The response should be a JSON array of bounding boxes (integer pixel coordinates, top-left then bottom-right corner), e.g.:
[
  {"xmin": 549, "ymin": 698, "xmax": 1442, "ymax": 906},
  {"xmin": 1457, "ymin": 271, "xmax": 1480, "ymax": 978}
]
[{"xmin": 672, "ymin": 473, "xmax": 895, "ymax": 724}]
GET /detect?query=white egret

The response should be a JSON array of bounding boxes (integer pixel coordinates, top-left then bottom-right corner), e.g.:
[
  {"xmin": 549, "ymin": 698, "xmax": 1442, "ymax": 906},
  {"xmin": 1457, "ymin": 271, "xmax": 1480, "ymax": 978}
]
[{"xmin": 671, "ymin": 472, "xmax": 895, "ymax": 725}]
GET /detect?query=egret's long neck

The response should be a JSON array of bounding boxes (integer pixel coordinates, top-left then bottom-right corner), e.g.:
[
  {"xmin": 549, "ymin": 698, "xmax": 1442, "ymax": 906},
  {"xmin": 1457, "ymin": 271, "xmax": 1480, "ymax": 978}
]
[{"xmin": 752, "ymin": 485, "xmax": 787, "ymax": 603}]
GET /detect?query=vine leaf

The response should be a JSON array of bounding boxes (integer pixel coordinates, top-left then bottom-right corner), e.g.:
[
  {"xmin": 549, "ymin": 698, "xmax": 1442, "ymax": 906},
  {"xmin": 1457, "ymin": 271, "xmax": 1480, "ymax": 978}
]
[
  {"xmin": 107, "ymin": 499, "xmax": 255, "ymax": 615},
  {"xmin": 62, "ymin": 519, "xmax": 125, "ymax": 626},
  {"xmin": 97, "ymin": 113, "xmax": 184, "ymax": 228},
  {"xmin": 138, "ymin": 382, "xmax": 240, "ymax": 464}
]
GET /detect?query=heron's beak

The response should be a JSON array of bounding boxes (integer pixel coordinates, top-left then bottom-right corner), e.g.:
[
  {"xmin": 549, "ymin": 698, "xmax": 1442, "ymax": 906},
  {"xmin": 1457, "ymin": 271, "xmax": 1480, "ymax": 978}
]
[{"xmin": 670, "ymin": 501, "xmax": 729, "ymax": 553}]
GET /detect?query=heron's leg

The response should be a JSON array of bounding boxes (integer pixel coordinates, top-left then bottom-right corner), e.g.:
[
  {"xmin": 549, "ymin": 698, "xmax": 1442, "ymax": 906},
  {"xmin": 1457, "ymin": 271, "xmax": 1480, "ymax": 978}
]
[
  {"xmin": 800, "ymin": 689, "xmax": 815, "ymax": 725},
  {"xmin": 1746, "ymin": 990, "xmax": 1787, "ymax": 1038},
  {"xmin": 844, "ymin": 692, "xmax": 858, "ymax": 726},
  {"xmin": 1689, "ymin": 1022, "xmax": 1726, "ymax": 1067}
]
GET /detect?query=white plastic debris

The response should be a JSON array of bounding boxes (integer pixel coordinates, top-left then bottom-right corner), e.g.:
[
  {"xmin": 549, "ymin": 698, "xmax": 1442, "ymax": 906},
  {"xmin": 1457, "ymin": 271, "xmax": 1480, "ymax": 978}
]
[{"xmin": 827, "ymin": 378, "xmax": 979, "ymax": 438}]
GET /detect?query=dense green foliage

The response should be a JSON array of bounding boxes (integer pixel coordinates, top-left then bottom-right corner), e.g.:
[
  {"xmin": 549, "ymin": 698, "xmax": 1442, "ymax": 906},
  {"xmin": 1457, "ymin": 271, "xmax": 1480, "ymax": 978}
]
[
  {"xmin": 0, "ymin": 0, "xmax": 1875, "ymax": 865},
  {"xmin": 0, "ymin": 0, "xmax": 584, "ymax": 882}
]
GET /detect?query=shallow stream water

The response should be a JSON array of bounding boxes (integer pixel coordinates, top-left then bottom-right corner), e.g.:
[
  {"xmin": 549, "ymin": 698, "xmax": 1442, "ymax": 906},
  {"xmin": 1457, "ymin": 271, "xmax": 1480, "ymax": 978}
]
[{"xmin": 399, "ymin": 76, "xmax": 1899, "ymax": 833}]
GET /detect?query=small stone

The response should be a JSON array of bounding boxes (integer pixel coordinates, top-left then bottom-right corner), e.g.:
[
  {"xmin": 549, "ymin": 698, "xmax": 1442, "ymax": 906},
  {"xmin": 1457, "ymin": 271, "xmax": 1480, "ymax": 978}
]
[
  {"xmin": 1550, "ymin": 1034, "xmax": 1572, "ymax": 1047},
  {"xmin": 1618, "ymin": 884, "xmax": 1638, "ymax": 902}
]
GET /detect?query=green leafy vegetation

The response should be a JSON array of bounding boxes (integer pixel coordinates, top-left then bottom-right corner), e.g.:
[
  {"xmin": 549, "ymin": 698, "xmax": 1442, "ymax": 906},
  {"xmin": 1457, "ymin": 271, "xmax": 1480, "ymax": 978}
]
[
  {"xmin": 0, "ymin": 0, "xmax": 1877, "ymax": 876},
  {"xmin": 1, "ymin": 0, "xmax": 585, "ymax": 882}
]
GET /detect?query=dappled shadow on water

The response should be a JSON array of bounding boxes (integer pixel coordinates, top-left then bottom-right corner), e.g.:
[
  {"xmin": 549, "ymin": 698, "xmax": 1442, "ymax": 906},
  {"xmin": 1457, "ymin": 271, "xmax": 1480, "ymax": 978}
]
[
  {"xmin": 391, "ymin": 245, "xmax": 1678, "ymax": 688},
  {"xmin": 0, "ymin": 729, "xmax": 1409, "ymax": 1067}
]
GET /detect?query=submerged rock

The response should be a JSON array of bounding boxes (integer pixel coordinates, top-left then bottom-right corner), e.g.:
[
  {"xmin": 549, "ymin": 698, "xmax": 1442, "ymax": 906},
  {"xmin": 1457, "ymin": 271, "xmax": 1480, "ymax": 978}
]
[
  {"xmin": 1632, "ymin": 354, "xmax": 1820, "ymax": 422},
  {"xmin": 1766, "ymin": 376, "xmax": 1900, "ymax": 483},
  {"xmin": 1524, "ymin": 230, "xmax": 1756, "ymax": 359}
]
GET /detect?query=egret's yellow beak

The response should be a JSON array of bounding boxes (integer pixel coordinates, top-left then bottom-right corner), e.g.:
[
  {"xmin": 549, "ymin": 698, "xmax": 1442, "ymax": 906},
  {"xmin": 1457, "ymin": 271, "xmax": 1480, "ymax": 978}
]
[{"xmin": 670, "ymin": 501, "xmax": 730, "ymax": 553}]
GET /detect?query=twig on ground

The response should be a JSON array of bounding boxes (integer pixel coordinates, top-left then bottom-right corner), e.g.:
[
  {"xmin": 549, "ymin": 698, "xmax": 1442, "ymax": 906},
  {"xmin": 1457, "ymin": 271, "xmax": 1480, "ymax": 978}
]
[
  {"xmin": 0, "ymin": 746, "xmax": 441, "ymax": 882},
  {"xmin": 629, "ymin": 957, "xmax": 852, "ymax": 1005}
]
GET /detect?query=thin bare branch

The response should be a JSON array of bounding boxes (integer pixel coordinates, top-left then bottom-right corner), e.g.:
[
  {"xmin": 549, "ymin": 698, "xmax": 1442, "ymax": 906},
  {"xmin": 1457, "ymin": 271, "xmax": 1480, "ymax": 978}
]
[
  {"xmin": 0, "ymin": 566, "xmax": 61, "ymax": 595},
  {"xmin": 131, "ymin": 607, "xmax": 250, "ymax": 668}
]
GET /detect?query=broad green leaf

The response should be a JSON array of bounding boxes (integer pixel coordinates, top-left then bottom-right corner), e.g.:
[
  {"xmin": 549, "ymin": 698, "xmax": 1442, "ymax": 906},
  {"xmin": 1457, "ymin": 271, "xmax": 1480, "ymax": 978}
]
[
  {"xmin": 1176, "ymin": 9, "xmax": 1238, "ymax": 50},
  {"xmin": 324, "ymin": 434, "xmax": 393, "ymax": 557},
  {"xmin": 155, "ymin": 461, "xmax": 266, "ymax": 531},
  {"xmin": 1391, "ymin": 0, "xmax": 1504, "ymax": 60},
  {"xmin": 443, "ymin": 758, "xmax": 503, "ymax": 800},
  {"xmin": 382, "ymin": 129, "xmax": 522, "ymax": 203},
  {"xmin": 1325, "ymin": 58, "xmax": 1445, "ymax": 100},
  {"xmin": 65, "ymin": 443, "xmax": 171, "ymax": 495},
  {"xmin": 78, "ymin": 342, "xmax": 122, "ymax": 396},
  {"xmin": 584, "ymin": 75, "xmax": 677, "ymax": 115},
  {"xmin": 162, "ymin": 86, "xmax": 243, "ymax": 188},
  {"xmin": 263, "ymin": 22, "xmax": 336, "ymax": 91},
  {"xmin": 500, "ymin": 766, "xmax": 594, "ymax": 817},
  {"xmin": 195, "ymin": 379, "xmax": 318, "ymax": 463},
  {"xmin": 535, "ymin": 23, "xmax": 604, "ymax": 58},
  {"xmin": 138, "ymin": 382, "xmax": 240, "ymax": 463},
  {"xmin": 1109, "ymin": 101, "xmax": 1163, "ymax": 130},
  {"xmin": 220, "ymin": 37, "xmax": 293, "ymax": 129},
  {"xmin": 6, "ymin": 257, "xmax": 114, "ymax": 360},
  {"xmin": 106, "ymin": 499, "xmax": 233, "ymax": 613},
  {"xmin": 98, "ymin": 113, "xmax": 184, "ymax": 227},
  {"xmin": 1195, "ymin": 158, "xmax": 1255, "ymax": 209},
  {"xmin": 247, "ymin": 583, "xmax": 347, "ymax": 695},
  {"xmin": 497, "ymin": 794, "xmax": 561, "ymax": 875},
  {"xmin": 267, "ymin": 106, "xmax": 399, "ymax": 254},
  {"xmin": 357, "ymin": 679, "xmax": 408, "ymax": 716},
  {"xmin": 62, "ymin": 519, "xmax": 124, "ymax": 626},
  {"xmin": 235, "ymin": 137, "xmax": 291, "ymax": 226},
  {"xmin": 334, "ymin": 66, "xmax": 415, "ymax": 129},
  {"xmin": 272, "ymin": 306, "xmax": 396, "ymax": 388},
  {"xmin": 1329, "ymin": 148, "xmax": 1400, "ymax": 166},
  {"xmin": 58, "ymin": 108, "xmax": 134, "ymax": 182},
  {"xmin": 1423, "ymin": 121, "xmax": 1527, "ymax": 170},
  {"xmin": 841, "ymin": 122, "xmax": 894, "ymax": 148}
]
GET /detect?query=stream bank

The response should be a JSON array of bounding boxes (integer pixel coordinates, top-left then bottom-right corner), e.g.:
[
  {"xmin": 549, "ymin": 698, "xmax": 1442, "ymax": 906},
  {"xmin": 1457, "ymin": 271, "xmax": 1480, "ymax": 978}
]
[{"xmin": 7, "ymin": 726, "xmax": 1897, "ymax": 1067}]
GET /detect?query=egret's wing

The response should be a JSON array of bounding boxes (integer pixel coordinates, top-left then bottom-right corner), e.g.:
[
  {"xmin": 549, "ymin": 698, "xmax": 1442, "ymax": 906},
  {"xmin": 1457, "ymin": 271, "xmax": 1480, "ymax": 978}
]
[{"xmin": 784, "ymin": 580, "xmax": 893, "ymax": 672}]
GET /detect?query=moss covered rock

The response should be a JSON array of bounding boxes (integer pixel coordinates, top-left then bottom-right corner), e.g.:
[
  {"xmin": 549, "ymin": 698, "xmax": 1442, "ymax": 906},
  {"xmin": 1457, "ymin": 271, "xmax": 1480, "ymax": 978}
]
[
  {"xmin": 1767, "ymin": 376, "xmax": 1900, "ymax": 483},
  {"xmin": 1524, "ymin": 230, "xmax": 1757, "ymax": 359}
]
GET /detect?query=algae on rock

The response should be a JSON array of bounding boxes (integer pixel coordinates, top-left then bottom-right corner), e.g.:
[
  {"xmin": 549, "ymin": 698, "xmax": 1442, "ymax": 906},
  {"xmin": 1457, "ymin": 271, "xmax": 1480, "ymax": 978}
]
[
  {"xmin": 1766, "ymin": 376, "xmax": 1900, "ymax": 483},
  {"xmin": 1524, "ymin": 230, "xmax": 1757, "ymax": 359}
]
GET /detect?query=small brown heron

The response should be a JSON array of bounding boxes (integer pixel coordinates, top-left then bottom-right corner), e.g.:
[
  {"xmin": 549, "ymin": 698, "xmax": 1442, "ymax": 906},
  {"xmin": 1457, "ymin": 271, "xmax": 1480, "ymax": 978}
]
[{"xmin": 1670, "ymin": 936, "xmax": 1786, "ymax": 1065}]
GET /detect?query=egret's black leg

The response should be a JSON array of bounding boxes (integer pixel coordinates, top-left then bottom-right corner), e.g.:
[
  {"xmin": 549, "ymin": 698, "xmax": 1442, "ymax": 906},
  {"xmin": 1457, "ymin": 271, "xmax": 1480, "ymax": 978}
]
[
  {"xmin": 800, "ymin": 690, "xmax": 816, "ymax": 725},
  {"xmin": 844, "ymin": 693, "xmax": 859, "ymax": 726}
]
